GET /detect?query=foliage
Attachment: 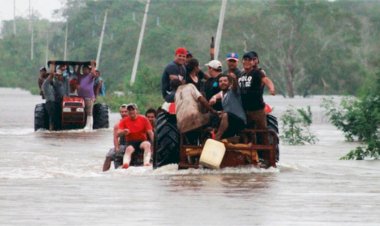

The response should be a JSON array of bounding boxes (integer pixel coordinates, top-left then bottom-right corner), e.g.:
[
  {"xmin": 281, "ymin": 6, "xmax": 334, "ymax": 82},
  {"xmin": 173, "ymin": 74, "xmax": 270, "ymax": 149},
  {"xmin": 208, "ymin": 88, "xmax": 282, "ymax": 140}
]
[
  {"xmin": 280, "ymin": 105, "xmax": 317, "ymax": 145},
  {"xmin": 322, "ymin": 75, "xmax": 380, "ymax": 159},
  {"xmin": 1, "ymin": 0, "xmax": 380, "ymax": 106}
]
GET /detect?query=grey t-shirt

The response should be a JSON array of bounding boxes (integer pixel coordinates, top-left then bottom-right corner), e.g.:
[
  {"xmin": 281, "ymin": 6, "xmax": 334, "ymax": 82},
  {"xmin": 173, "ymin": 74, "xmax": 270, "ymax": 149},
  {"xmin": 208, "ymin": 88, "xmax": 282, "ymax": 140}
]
[
  {"xmin": 42, "ymin": 78, "xmax": 55, "ymax": 102},
  {"xmin": 53, "ymin": 77, "xmax": 69, "ymax": 100},
  {"xmin": 221, "ymin": 88, "xmax": 247, "ymax": 124}
]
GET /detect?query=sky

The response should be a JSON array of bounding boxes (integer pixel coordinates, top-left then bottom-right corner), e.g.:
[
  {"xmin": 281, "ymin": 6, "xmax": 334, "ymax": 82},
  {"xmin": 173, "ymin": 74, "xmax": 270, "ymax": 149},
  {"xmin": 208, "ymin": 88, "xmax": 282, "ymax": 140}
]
[{"xmin": 0, "ymin": 0, "xmax": 66, "ymax": 24}]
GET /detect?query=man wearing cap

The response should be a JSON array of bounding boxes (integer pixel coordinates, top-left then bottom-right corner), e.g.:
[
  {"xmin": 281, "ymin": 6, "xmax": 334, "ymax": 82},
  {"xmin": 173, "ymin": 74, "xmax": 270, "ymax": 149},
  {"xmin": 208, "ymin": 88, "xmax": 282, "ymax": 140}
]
[
  {"xmin": 238, "ymin": 51, "xmax": 275, "ymax": 147},
  {"xmin": 38, "ymin": 66, "xmax": 49, "ymax": 99},
  {"xmin": 223, "ymin": 52, "xmax": 241, "ymax": 79},
  {"xmin": 161, "ymin": 47, "xmax": 187, "ymax": 102},
  {"xmin": 204, "ymin": 59, "xmax": 223, "ymax": 111},
  {"xmin": 118, "ymin": 103, "xmax": 154, "ymax": 168},
  {"xmin": 102, "ymin": 104, "xmax": 129, "ymax": 171},
  {"xmin": 77, "ymin": 60, "xmax": 98, "ymax": 130}
]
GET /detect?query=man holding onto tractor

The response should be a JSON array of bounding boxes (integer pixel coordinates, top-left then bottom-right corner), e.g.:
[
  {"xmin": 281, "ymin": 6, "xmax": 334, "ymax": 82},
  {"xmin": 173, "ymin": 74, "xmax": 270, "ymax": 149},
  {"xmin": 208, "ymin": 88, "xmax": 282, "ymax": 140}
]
[{"xmin": 77, "ymin": 60, "xmax": 98, "ymax": 130}]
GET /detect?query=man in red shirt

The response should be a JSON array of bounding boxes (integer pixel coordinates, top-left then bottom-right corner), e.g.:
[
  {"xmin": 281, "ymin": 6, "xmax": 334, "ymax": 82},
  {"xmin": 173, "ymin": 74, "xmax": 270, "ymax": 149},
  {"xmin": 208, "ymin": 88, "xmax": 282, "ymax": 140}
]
[{"xmin": 118, "ymin": 103, "xmax": 154, "ymax": 168}]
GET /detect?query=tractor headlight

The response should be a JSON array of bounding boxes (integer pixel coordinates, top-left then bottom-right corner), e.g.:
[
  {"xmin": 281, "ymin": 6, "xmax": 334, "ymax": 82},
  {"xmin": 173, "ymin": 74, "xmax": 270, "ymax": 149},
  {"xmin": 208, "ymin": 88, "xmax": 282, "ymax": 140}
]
[
  {"xmin": 76, "ymin": 108, "xmax": 84, "ymax": 112},
  {"xmin": 62, "ymin": 107, "xmax": 71, "ymax": 112}
]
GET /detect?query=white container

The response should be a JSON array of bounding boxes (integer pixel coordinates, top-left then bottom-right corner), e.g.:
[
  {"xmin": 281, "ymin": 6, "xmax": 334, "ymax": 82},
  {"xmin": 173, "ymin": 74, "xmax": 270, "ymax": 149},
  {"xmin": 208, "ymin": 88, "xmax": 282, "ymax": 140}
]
[{"xmin": 199, "ymin": 139, "xmax": 226, "ymax": 169}]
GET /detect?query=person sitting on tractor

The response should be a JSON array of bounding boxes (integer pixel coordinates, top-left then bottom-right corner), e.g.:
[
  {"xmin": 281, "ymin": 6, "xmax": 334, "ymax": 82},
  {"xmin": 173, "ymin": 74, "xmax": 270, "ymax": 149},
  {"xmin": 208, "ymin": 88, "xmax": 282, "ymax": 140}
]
[
  {"xmin": 94, "ymin": 69, "xmax": 105, "ymax": 98},
  {"xmin": 203, "ymin": 60, "xmax": 223, "ymax": 111},
  {"xmin": 118, "ymin": 103, "xmax": 154, "ymax": 168},
  {"xmin": 209, "ymin": 74, "xmax": 246, "ymax": 140},
  {"xmin": 102, "ymin": 104, "xmax": 128, "ymax": 171},
  {"xmin": 175, "ymin": 82, "xmax": 217, "ymax": 134},
  {"xmin": 77, "ymin": 61, "xmax": 99, "ymax": 130}
]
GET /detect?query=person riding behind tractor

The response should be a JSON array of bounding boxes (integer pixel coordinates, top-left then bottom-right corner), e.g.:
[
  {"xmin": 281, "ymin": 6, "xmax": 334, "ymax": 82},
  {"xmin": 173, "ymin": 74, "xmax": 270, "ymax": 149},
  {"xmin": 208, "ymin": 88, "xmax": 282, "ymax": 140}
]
[
  {"xmin": 102, "ymin": 104, "xmax": 129, "ymax": 171},
  {"xmin": 77, "ymin": 61, "xmax": 98, "ymax": 130},
  {"xmin": 209, "ymin": 74, "xmax": 246, "ymax": 140},
  {"xmin": 161, "ymin": 47, "xmax": 187, "ymax": 102},
  {"xmin": 118, "ymin": 103, "xmax": 154, "ymax": 168},
  {"xmin": 145, "ymin": 108, "xmax": 157, "ymax": 130}
]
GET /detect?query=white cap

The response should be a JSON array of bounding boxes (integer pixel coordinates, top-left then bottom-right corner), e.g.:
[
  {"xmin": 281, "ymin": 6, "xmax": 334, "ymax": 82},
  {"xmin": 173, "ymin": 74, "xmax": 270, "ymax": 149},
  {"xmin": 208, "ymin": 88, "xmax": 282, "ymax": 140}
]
[{"xmin": 205, "ymin": 60, "xmax": 222, "ymax": 71}]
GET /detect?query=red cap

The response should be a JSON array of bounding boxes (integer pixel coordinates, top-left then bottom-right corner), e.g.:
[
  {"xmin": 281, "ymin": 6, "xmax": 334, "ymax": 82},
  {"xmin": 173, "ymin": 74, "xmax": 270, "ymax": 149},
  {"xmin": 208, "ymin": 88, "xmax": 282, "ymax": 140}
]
[{"xmin": 175, "ymin": 47, "xmax": 187, "ymax": 55}]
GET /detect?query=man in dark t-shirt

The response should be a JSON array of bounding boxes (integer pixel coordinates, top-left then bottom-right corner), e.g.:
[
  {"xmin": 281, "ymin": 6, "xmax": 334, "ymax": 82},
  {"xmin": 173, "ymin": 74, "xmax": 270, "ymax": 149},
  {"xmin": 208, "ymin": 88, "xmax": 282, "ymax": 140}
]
[
  {"xmin": 203, "ymin": 60, "xmax": 223, "ymax": 111},
  {"xmin": 238, "ymin": 51, "xmax": 275, "ymax": 145},
  {"xmin": 161, "ymin": 47, "xmax": 187, "ymax": 101}
]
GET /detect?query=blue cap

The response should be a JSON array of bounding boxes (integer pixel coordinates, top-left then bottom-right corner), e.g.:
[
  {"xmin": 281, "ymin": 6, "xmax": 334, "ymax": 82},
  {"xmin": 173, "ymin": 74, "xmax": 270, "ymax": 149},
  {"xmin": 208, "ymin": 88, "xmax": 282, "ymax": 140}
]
[{"xmin": 226, "ymin": 52, "xmax": 239, "ymax": 61}]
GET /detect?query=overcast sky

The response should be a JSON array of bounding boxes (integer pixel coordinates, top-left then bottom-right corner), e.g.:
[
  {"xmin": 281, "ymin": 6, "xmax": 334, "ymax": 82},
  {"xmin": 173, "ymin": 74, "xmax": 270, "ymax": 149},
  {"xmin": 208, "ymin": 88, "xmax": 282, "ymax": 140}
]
[{"xmin": 0, "ymin": 0, "xmax": 66, "ymax": 24}]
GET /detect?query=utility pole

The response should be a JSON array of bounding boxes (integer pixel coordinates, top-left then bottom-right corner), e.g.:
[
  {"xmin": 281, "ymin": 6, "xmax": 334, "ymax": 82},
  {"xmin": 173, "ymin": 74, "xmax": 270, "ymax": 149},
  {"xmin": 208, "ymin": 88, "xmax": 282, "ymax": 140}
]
[
  {"xmin": 13, "ymin": 0, "xmax": 16, "ymax": 35},
  {"xmin": 214, "ymin": 0, "xmax": 227, "ymax": 60},
  {"xmin": 45, "ymin": 32, "xmax": 49, "ymax": 64},
  {"xmin": 30, "ymin": 0, "xmax": 34, "ymax": 60},
  {"xmin": 130, "ymin": 0, "xmax": 150, "ymax": 85},
  {"xmin": 31, "ymin": 21, "xmax": 34, "ymax": 60},
  {"xmin": 64, "ymin": 22, "xmax": 68, "ymax": 60},
  {"xmin": 96, "ymin": 10, "xmax": 108, "ymax": 68}
]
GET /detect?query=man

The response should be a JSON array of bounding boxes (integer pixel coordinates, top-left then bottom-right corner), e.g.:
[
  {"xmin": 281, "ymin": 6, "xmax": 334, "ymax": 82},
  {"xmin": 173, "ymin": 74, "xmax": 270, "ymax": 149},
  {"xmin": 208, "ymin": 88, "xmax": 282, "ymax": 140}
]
[
  {"xmin": 175, "ymin": 83, "xmax": 217, "ymax": 133},
  {"xmin": 102, "ymin": 104, "xmax": 128, "ymax": 171},
  {"xmin": 161, "ymin": 47, "xmax": 187, "ymax": 102},
  {"xmin": 38, "ymin": 67, "xmax": 48, "ymax": 99},
  {"xmin": 203, "ymin": 59, "xmax": 223, "ymax": 111},
  {"xmin": 238, "ymin": 51, "xmax": 275, "ymax": 144},
  {"xmin": 52, "ymin": 68, "xmax": 70, "ymax": 129},
  {"xmin": 41, "ymin": 69, "xmax": 57, "ymax": 130},
  {"xmin": 118, "ymin": 103, "xmax": 154, "ymax": 168},
  {"xmin": 145, "ymin": 108, "xmax": 157, "ymax": 130},
  {"xmin": 209, "ymin": 74, "xmax": 246, "ymax": 140},
  {"xmin": 94, "ymin": 69, "xmax": 105, "ymax": 98},
  {"xmin": 223, "ymin": 52, "xmax": 241, "ymax": 79},
  {"xmin": 77, "ymin": 61, "xmax": 99, "ymax": 130}
]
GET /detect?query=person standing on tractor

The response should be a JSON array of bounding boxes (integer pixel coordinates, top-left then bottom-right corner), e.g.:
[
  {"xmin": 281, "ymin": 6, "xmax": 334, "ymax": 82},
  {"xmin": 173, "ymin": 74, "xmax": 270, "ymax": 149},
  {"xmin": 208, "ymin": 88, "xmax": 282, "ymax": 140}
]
[
  {"xmin": 161, "ymin": 47, "xmax": 187, "ymax": 102},
  {"xmin": 53, "ymin": 68, "xmax": 70, "ymax": 130},
  {"xmin": 77, "ymin": 61, "xmax": 98, "ymax": 130},
  {"xmin": 209, "ymin": 74, "xmax": 246, "ymax": 140},
  {"xmin": 238, "ymin": 51, "xmax": 275, "ymax": 145},
  {"xmin": 38, "ymin": 66, "xmax": 48, "ymax": 99},
  {"xmin": 102, "ymin": 104, "xmax": 129, "ymax": 171},
  {"xmin": 118, "ymin": 103, "xmax": 154, "ymax": 168},
  {"xmin": 41, "ymin": 70, "xmax": 57, "ymax": 130},
  {"xmin": 223, "ymin": 52, "xmax": 241, "ymax": 79}
]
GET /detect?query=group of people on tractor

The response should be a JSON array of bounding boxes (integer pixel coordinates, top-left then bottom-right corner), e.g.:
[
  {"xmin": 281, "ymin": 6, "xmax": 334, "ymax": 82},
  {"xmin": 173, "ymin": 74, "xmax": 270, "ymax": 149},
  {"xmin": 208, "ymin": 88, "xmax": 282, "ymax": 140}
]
[
  {"xmin": 163, "ymin": 47, "xmax": 275, "ymax": 145},
  {"xmin": 102, "ymin": 46, "xmax": 275, "ymax": 170},
  {"xmin": 37, "ymin": 61, "xmax": 105, "ymax": 130}
]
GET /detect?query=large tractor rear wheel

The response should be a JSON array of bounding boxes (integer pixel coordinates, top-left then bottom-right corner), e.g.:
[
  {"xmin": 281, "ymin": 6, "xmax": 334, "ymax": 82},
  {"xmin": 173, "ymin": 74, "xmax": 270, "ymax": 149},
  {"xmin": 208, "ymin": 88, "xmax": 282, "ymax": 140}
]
[
  {"xmin": 267, "ymin": 114, "xmax": 280, "ymax": 161},
  {"xmin": 34, "ymin": 103, "xmax": 48, "ymax": 131},
  {"xmin": 93, "ymin": 103, "xmax": 109, "ymax": 129},
  {"xmin": 153, "ymin": 112, "xmax": 180, "ymax": 169}
]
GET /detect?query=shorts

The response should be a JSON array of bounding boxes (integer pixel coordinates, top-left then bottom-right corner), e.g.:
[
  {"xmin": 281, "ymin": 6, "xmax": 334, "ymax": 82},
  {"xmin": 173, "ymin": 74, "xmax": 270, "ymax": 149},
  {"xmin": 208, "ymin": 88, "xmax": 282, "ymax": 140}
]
[
  {"xmin": 222, "ymin": 113, "xmax": 246, "ymax": 139},
  {"xmin": 106, "ymin": 145, "xmax": 126, "ymax": 159},
  {"xmin": 126, "ymin": 141, "xmax": 147, "ymax": 151}
]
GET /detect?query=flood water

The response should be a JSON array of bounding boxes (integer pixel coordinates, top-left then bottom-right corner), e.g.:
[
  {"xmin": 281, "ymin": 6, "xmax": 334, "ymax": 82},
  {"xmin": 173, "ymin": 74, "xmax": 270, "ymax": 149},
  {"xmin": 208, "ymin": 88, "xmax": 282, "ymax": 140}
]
[{"xmin": 0, "ymin": 87, "xmax": 379, "ymax": 226}]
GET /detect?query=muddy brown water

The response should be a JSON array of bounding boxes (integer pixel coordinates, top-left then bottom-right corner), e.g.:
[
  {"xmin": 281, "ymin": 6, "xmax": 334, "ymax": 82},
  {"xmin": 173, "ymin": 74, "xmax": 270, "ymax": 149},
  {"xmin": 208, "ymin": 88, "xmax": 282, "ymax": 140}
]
[{"xmin": 0, "ymin": 88, "xmax": 379, "ymax": 226}]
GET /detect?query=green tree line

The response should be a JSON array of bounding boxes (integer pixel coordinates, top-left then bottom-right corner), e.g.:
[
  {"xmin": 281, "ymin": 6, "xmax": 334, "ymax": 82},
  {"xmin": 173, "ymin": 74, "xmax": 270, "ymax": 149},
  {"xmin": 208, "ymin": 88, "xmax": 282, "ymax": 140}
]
[{"xmin": 1, "ymin": 0, "xmax": 379, "ymax": 105}]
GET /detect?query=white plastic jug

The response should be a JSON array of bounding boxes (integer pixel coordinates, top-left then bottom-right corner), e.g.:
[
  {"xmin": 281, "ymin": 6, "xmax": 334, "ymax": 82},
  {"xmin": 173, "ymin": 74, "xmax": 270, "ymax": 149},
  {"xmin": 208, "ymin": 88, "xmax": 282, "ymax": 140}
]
[{"xmin": 199, "ymin": 139, "xmax": 226, "ymax": 169}]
